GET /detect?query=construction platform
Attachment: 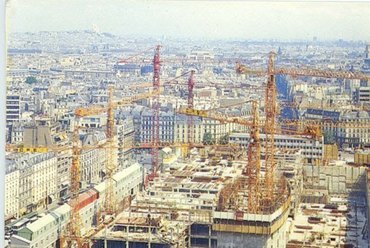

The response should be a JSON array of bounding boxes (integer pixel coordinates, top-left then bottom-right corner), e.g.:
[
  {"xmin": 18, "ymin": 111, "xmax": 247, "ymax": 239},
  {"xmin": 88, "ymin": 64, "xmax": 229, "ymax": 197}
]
[
  {"xmin": 91, "ymin": 151, "xmax": 291, "ymax": 248},
  {"xmin": 287, "ymin": 200, "xmax": 368, "ymax": 248}
]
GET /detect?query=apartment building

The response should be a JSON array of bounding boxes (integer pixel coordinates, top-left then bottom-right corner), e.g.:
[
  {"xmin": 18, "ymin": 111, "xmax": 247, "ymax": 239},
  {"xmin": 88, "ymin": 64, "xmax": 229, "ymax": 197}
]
[
  {"xmin": 6, "ymin": 152, "xmax": 58, "ymax": 217},
  {"xmin": 80, "ymin": 131, "xmax": 108, "ymax": 186},
  {"xmin": 56, "ymin": 150, "xmax": 71, "ymax": 198},
  {"xmin": 5, "ymin": 164, "xmax": 20, "ymax": 218},
  {"xmin": 229, "ymin": 133, "xmax": 324, "ymax": 164},
  {"xmin": 32, "ymin": 153, "xmax": 58, "ymax": 208},
  {"xmin": 116, "ymin": 117, "xmax": 135, "ymax": 169},
  {"xmin": 174, "ymin": 115, "xmax": 203, "ymax": 143},
  {"xmin": 10, "ymin": 163, "xmax": 144, "ymax": 248},
  {"xmin": 8, "ymin": 123, "xmax": 23, "ymax": 144},
  {"xmin": 337, "ymin": 111, "xmax": 370, "ymax": 148},
  {"xmin": 302, "ymin": 109, "xmax": 370, "ymax": 148},
  {"xmin": 203, "ymin": 118, "xmax": 236, "ymax": 143},
  {"xmin": 140, "ymin": 110, "xmax": 175, "ymax": 144},
  {"xmin": 78, "ymin": 115, "xmax": 107, "ymax": 128}
]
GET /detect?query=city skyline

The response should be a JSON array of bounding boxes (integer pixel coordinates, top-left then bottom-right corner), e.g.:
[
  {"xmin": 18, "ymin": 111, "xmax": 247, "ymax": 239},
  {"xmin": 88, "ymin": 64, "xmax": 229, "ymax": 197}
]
[
  {"xmin": 4, "ymin": 2, "xmax": 370, "ymax": 246},
  {"xmin": 6, "ymin": 0, "xmax": 370, "ymax": 41}
]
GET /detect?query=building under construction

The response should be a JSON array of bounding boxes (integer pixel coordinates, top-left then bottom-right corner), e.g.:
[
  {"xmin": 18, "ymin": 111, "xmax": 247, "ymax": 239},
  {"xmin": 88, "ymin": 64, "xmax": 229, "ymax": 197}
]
[
  {"xmin": 90, "ymin": 50, "xmax": 370, "ymax": 248},
  {"xmin": 91, "ymin": 147, "xmax": 291, "ymax": 248}
]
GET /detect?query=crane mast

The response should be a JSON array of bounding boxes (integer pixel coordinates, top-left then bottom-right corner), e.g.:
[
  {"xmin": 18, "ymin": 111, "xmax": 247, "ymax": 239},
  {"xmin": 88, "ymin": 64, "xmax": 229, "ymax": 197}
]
[
  {"xmin": 60, "ymin": 84, "xmax": 159, "ymax": 247},
  {"xmin": 245, "ymin": 101, "xmax": 261, "ymax": 213},
  {"xmin": 60, "ymin": 128, "xmax": 87, "ymax": 248},
  {"xmin": 236, "ymin": 51, "xmax": 369, "ymax": 205},
  {"xmin": 187, "ymin": 70, "xmax": 195, "ymax": 146},
  {"xmin": 264, "ymin": 52, "xmax": 277, "ymax": 202},
  {"xmin": 104, "ymin": 86, "xmax": 116, "ymax": 215},
  {"xmin": 150, "ymin": 45, "xmax": 161, "ymax": 180}
]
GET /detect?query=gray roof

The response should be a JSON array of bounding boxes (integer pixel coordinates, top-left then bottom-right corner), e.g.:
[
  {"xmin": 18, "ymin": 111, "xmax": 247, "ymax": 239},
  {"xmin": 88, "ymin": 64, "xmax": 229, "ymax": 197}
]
[
  {"xmin": 81, "ymin": 131, "xmax": 107, "ymax": 146},
  {"xmin": 6, "ymin": 152, "xmax": 56, "ymax": 172}
]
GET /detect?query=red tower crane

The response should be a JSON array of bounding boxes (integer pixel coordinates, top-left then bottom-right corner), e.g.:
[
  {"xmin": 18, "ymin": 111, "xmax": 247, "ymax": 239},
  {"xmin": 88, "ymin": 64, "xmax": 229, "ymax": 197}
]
[
  {"xmin": 187, "ymin": 70, "xmax": 195, "ymax": 146},
  {"xmin": 149, "ymin": 45, "xmax": 161, "ymax": 181}
]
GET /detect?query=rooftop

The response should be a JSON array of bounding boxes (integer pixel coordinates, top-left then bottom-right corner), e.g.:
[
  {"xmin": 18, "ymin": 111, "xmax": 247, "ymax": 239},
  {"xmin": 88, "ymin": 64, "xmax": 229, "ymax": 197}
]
[{"xmin": 287, "ymin": 199, "xmax": 368, "ymax": 248}]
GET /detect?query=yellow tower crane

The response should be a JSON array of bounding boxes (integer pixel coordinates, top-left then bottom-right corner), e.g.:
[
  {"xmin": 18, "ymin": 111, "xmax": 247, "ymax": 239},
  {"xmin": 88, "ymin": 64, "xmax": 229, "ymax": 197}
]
[
  {"xmin": 59, "ymin": 88, "xmax": 159, "ymax": 248},
  {"xmin": 236, "ymin": 52, "xmax": 370, "ymax": 203}
]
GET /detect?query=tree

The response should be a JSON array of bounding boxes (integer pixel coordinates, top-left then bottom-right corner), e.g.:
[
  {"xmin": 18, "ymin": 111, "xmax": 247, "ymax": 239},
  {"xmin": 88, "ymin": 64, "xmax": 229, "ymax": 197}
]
[
  {"xmin": 219, "ymin": 134, "xmax": 229, "ymax": 145},
  {"xmin": 323, "ymin": 130, "xmax": 335, "ymax": 144},
  {"xmin": 202, "ymin": 132, "xmax": 215, "ymax": 145},
  {"xmin": 25, "ymin": 76, "xmax": 37, "ymax": 84}
]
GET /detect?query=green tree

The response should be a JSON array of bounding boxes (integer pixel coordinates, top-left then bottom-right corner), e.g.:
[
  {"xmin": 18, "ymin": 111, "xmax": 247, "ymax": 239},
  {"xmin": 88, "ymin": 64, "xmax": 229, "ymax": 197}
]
[
  {"xmin": 219, "ymin": 134, "xmax": 229, "ymax": 145},
  {"xmin": 202, "ymin": 132, "xmax": 215, "ymax": 145},
  {"xmin": 25, "ymin": 76, "xmax": 37, "ymax": 84},
  {"xmin": 323, "ymin": 130, "xmax": 335, "ymax": 144}
]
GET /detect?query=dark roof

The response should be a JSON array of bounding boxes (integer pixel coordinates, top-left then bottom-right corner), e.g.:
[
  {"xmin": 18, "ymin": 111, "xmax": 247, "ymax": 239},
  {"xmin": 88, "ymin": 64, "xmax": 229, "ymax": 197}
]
[
  {"xmin": 280, "ymin": 107, "xmax": 298, "ymax": 120},
  {"xmin": 306, "ymin": 108, "xmax": 340, "ymax": 121}
]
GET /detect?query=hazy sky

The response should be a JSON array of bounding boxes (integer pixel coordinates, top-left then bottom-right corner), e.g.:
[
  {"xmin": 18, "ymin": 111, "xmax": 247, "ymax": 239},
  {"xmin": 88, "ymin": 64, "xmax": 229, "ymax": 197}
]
[{"xmin": 6, "ymin": 0, "xmax": 370, "ymax": 41}]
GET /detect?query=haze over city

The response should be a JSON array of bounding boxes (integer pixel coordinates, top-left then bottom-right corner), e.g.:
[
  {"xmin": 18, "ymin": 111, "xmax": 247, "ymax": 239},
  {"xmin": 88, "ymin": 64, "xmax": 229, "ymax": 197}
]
[{"xmin": 6, "ymin": 0, "xmax": 370, "ymax": 41}]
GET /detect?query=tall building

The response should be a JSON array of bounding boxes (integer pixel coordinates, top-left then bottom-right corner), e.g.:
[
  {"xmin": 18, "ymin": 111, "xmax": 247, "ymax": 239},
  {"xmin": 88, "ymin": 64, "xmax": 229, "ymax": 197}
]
[{"xmin": 6, "ymin": 94, "xmax": 21, "ymax": 124}]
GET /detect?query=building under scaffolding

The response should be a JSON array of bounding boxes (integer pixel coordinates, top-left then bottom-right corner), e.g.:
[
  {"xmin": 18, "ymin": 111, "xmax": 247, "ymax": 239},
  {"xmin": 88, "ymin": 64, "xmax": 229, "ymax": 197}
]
[{"xmin": 91, "ymin": 149, "xmax": 291, "ymax": 248}]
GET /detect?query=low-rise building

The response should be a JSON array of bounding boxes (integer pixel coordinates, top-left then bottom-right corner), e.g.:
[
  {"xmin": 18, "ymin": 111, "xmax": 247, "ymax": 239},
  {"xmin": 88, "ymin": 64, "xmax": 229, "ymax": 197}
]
[
  {"xmin": 10, "ymin": 204, "xmax": 71, "ymax": 248},
  {"xmin": 94, "ymin": 163, "xmax": 143, "ymax": 212}
]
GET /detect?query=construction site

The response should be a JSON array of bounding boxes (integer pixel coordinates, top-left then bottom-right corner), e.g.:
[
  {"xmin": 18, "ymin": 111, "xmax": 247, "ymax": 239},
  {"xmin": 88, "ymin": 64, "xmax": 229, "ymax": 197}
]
[
  {"xmin": 7, "ymin": 45, "xmax": 370, "ymax": 248},
  {"xmin": 91, "ymin": 149, "xmax": 290, "ymax": 248}
]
